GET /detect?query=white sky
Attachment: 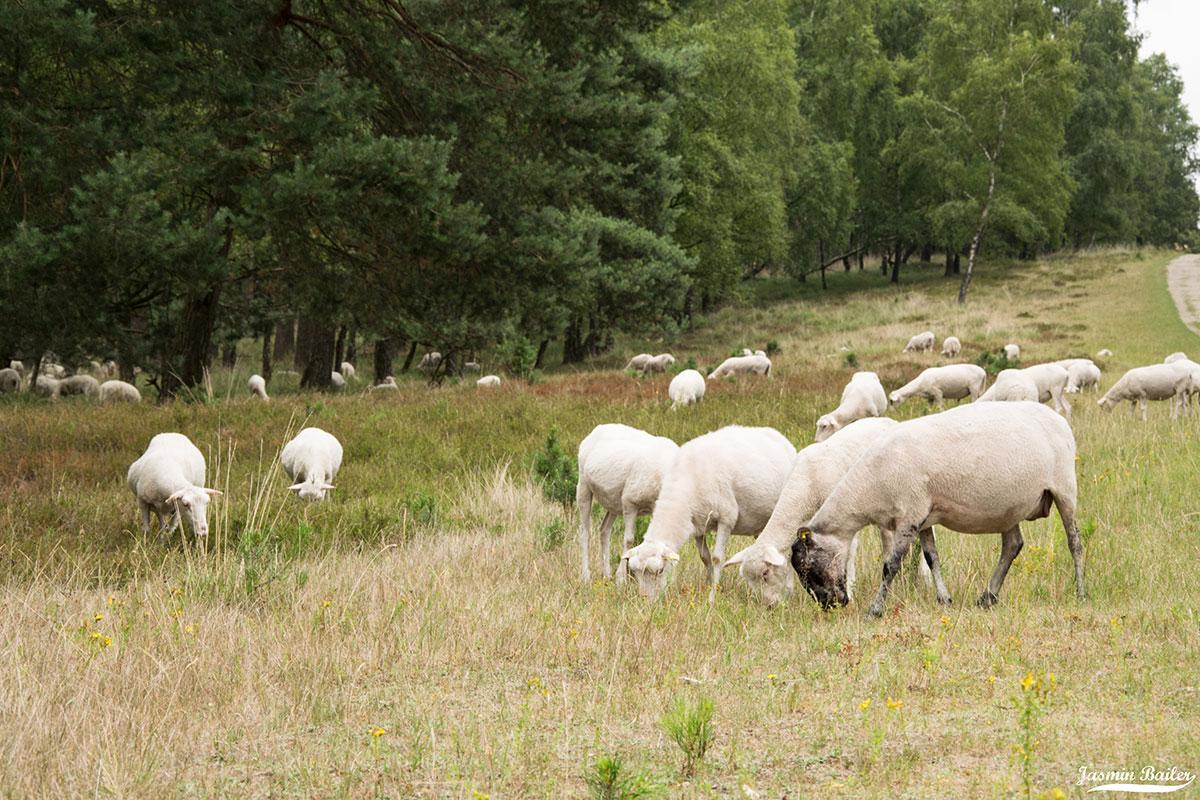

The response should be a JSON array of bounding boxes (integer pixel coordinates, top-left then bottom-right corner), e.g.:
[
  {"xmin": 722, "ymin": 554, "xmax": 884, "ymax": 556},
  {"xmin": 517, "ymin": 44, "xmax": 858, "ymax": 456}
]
[{"xmin": 1131, "ymin": 0, "xmax": 1200, "ymax": 186}]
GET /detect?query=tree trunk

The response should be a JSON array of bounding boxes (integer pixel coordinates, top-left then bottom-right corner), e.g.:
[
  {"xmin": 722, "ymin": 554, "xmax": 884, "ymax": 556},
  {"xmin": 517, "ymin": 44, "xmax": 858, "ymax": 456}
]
[
  {"xmin": 901, "ymin": 244, "xmax": 917, "ymax": 264},
  {"xmin": 921, "ymin": 244, "xmax": 933, "ymax": 263},
  {"xmin": 333, "ymin": 326, "xmax": 347, "ymax": 370},
  {"xmin": 261, "ymin": 324, "xmax": 273, "ymax": 383},
  {"xmin": 945, "ymin": 247, "xmax": 955, "ymax": 277},
  {"xmin": 373, "ymin": 337, "xmax": 394, "ymax": 382},
  {"xmin": 562, "ymin": 318, "xmax": 585, "ymax": 364},
  {"xmin": 297, "ymin": 317, "xmax": 335, "ymax": 389},
  {"xmin": 818, "ymin": 240, "xmax": 827, "ymax": 290},
  {"xmin": 880, "ymin": 252, "xmax": 889, "ymax": 276},
  {"xmin": 345, "ymin": 330, "xmax": 356, "ymax": 366},
  {"xmin": 890, "ymin": 242, "xmax": 902, "ymax": 284},
  {"xmin": 858, "ymin": 250, "xmax": 864, "ymax": 270},
  {"xmin": 221, "ymin": 343, "xmax": 237, "ymax": 369},
  {"xmin": 162, "ymin": 286, "xmax": 222, "ymax": 397},
  {"xmin": 273, "ymin": 319, "xmax": 295, "ymax": 362},
  {"xmin": 401, "ymin": 340, "xmax": 418, "ymax": 372},
  {"xmin": 959, "ymin": 165, "xmax": 997, "ymax": 304},
  {"xmin": 534, "ymin": 338, "xmax": 550, "ymax": 370}
]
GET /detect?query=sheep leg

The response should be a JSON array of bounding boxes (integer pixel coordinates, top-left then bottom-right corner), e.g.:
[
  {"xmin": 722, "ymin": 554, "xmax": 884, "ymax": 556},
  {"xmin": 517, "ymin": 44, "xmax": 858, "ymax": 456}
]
[
  {"xmin": 695, "ymin": 533, "xmax": 714, "ymax": 599},
  {"xmin": 597, "ymin": 511, "xmax": 617, "ymax": 580},
  {"xmin": 616, "ymin": 510, "xmax": 637, "ymax": 584},
  {"xmin": 705, "ymin": 524, "xmax": 734, "ymax": 603},
  {"xmin": 919, "ymin": 528, "xmax": 952, "ymax": 605},
  {"xmin": 1058, "ymin": 388, "xmax": 1072, "ymax": 421},
  {"xmin": 576, "ymin": 484, "xmax": 595, "ymax": 583},
  {"xmin": 932, "ymin": 389, "xmax": 944, "ymax": 412},
  {"xmin": 1142, "ymin": 397, "xmax": 1150, "ymax": 422},
  {"xmin": 868, "ymin": 526, "xmax": 917, "ymax": 618},
  {"xmin": 137, "ymin": 500, "xmax": 153, "ymax": 533},
  {"xmin": 978, "ymin": 525, "xmax": 1024, "ymax": 608},
  {"xmin": 1055, "ymin": 497, "xmax": 1086, "ymax": 599},
  {"xmin": 845, "ymin": 532, "xmax": 860, "ymax": 602}
]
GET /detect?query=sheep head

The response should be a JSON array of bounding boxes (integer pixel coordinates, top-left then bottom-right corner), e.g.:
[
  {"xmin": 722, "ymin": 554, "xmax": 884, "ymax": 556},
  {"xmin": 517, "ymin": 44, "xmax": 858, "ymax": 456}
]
[
  {"xmin": 723, "ymin": 543, "xmax": 793, "ymax": 607},
  {"xmin": 621, "ymin": 540, "xmax": 679, "ymax": 601},
  {"xmin": 289, "ymin": 480, "xmax": 335, "ymax": 502},
  {"xmin": 814, "ymin": 414, "xmax": 839, "ymax": 443},
  {"xmin": 790, "ymin": 526, "xmax": 848, "ymax": 610},
  {"xmin": 165, "ymin": 486, "xmax": 222, "ymax": 537}
]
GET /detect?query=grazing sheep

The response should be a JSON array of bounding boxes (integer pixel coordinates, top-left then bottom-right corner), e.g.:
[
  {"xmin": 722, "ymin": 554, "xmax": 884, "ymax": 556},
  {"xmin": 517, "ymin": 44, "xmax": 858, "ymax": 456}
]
[
  {"xmin": 331, "ymin": 371, "xmax": 346, "ymax": 389},
  {"xmin": 1004, "ymin": 343, "xmax": 1021, "ymax": 361},
  {"xmin": 724, "ymin": 418, "xmax": 930, "ymax": 607},
  {"xmin": 0, "ymin": 368, "xmax": 20, "ymax": 393},
  {"xmin": 978, "ymin": 363, "xmax": 1071, "ymax": 418},
  {"xmin": 9, "ymin": 360, "xmax": 25, "ymax": 376},
  {"xmin": 941, "ymin": 336, "xmax": 962, "ymax": 357},
  {"xmin": 34, "ymin": 375, "xmax": 61, "ymax": 399},
  {"xmin": 1164, "ymin": 352, "xmax": 1188, "ymax": 364},
  {"xmin": 99, "ymin": 380, "xmax": 141, "ymax": 404},
  {"xmin": 815, "ymin": 372, "xmax": 887, "ymax": 442},
  {"xmin": 642, "ymin": 353, "xmax": 676, "ymax": 374},
  {"xmin": 281, "ymin": 427, "xmax": 343, "ymax": 502},
  {"xmin": 754, "ymin": 349, "xmax": 767, "ymax": 358},
  {"xmin": 791, "ymin": 402, "xmax": 1084, "ymax": 616},
  {"xmin": 977, "ymin": 369, "xmax": 1039, "ymax": 402},
  {"xmin": 668, "ymin": 369, "xmax": 706, "ymax": 409},
  {"xmin": 576, "ymin": 424, "xmax": 679, "ymax": 583},
  {"xmin": 1096, "ymin": 348, "xmax": 1113, "ymax": 358},
  {"xmin": 740, "ymin": 348, "xmax": 753, "ymax": 357},
  {"xmin": 60, "ymin": 374, "xmax": 101, "ymax": 399},
  {"xmin": 418, "ymin": 351, "xmax": 442, "ymax": 370},
  {"xmin": 624, "ymin": 353, "xmax": 653, "ymax": 372},
  {"xmin": 1056, "ymin": 359, "xmax": 1101, "ymax": 393},
  {"xmin": 1167, "ymin": 358, "xmax": 1200, "ymax": 412},
  {"xmin": 102, "ymin": 359, "xmax": 118, "ymax": 379},
  {"xmin": 248, "ymin": 374, "xmax": 269, "ymax": 401},
  {"xmin": 476, "ymin": 375, "xmax": 501, "ymax": 387},
  {"xmin": 708, "ymin": 354, "xmax": 772, "ymax": 380},
  {"xmin": 340, "ymin": 362, "xmax": 356, "ymax": 380},
  {"xmin": 622, "ymin": 426, "xmax": 796, "ymax": 602},
  {"xmin": 369, "ymin": 376, "xmax": 398, "ymax": 392},
  {"xmin": 1098, "ymin": 364, "xmax": 1192, "ymax": 420},
  {"xmin": 888, "ymin": 364, "xmax": 987, "ymax": 409},
  {"xmin": 464, "ymin": 361, "xmax": 482, "ymax": 372},
  {"xmin": 903, "ymin": 331, "xmax": 935, "ymax": 353},
  {"xmin": 127, "ymin": 433, "xmax": 222, "ymax": 538},
  {"xmin": 40, "ymin": 361, "xmax": 66, "ymax": 379}
]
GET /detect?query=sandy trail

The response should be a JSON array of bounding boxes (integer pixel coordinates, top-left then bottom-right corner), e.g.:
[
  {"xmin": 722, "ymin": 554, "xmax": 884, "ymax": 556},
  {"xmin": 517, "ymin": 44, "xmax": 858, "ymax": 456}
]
[{"xmin": 1166, "ymin": 254, "xmax": 1200, "ymax": 337}]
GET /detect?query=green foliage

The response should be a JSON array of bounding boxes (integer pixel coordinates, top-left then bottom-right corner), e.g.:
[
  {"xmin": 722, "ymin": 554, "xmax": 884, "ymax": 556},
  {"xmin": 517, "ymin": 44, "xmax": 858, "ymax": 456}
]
[
  {"xmin": 844, "ymin": 351, "xmax": 859, "ymax": 369},
  {"xmin": 659, "ymin": 695, "xmax": 715, "ymax": 777},
  {"xmin": 531, "ymin": 430, "xmax": 578, "ymax": 506},
  {"xmin": 974, "ymin": 350, "xmax": 1013, "ymax": 375},
  {"xmin": 536, "ymin": 519, "xmax": 566, "ymax": 552},
  {"xmin": 765, "ymin": 340, "xmax": 781, "ymax": 356},
  {"xmin": 498, "ymin": 334, "xmax": 537, "ymax": 382},
  {"xmin": 401, "ymin": 493, "xmax": 439, "ymax": 533},
  {"xmin": 235, "ymin": 522, "xmax": 314, "ymax": 598},
  {"xmin": 585, "ymin": 753, "xmax": 660, "ymax": 800}
]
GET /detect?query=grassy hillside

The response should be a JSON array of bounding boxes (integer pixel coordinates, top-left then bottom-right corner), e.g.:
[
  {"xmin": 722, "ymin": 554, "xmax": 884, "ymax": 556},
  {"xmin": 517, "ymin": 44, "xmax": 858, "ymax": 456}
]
[{"xmin": 1, "ymin": 249, "xmax": 1197, "ymax": 798}]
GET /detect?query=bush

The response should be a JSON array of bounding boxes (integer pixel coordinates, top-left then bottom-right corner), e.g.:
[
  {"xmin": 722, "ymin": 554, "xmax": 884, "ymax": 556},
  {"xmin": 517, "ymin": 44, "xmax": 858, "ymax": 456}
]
[
  {"xmin": 531, "ymin": 429, "xmax": 577, "ymax": 505},
  {"xmin": 497, "ymin": 333, "xmax": 537, "ymax": 381},
  {"xmin": 536, "ymin": 518, "xmax": 566, "ymax": 551},
  {"xmin": 974, "ymin": 349, "xmax": 1012, "ymax": 375},
  {"xmin": 670, "ymin": 356, "xmax": 697, "ymax": 374},
  {"xmin": 843, "ymin": 351, "xmax": 858, "ymax": 368},
  {"xmin": 402, "ymin": 492, "xmax": 439, "ymax": 530},
  {"xmin": 660, "ymin": 695, "xmax": 715, "ymax": 777},
  {"xmin": 585, "ymin": 753, "xmax": 659, "ymax": 800},
  {"xmin": 765, "ymin": 339, "xmax": 781, "ymax": 355}
]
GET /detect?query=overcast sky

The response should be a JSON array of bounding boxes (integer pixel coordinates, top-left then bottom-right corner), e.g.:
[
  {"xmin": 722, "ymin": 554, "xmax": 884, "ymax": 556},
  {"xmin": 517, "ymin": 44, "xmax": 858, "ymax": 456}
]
[{"xmin": 1131, "ymin": 0, "xmax": 1200, "ymax": 186}]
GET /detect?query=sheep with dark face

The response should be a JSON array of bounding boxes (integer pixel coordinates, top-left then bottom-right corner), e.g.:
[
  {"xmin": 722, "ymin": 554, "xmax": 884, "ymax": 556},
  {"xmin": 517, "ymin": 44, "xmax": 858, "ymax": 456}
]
[{"xmin": 791, "ymin": 402, "xmax": 1084, "ymax": 616}]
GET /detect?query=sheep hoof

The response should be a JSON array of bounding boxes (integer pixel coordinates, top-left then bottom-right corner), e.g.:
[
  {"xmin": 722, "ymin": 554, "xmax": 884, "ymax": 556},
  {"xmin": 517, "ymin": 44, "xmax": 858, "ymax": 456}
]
[
  {"xmin": 867, "ymin": 601, "xmax": 885, "ymax": 618},
  {"xmin": 936, "ymin": 593, "xmax": 953, "ymax": 606},
  {"xmin": 976, "ymin": 591, "xmax": 998, "ymax": 608}
]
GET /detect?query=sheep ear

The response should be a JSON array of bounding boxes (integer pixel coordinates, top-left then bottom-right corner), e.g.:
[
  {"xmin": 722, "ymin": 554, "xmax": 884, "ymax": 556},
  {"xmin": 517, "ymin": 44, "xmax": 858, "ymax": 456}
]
[
  {"xmin": 722, "ymin": 550, "xmax": 747, "ymax": 569},
  {"xmin": 287, "ymin": 483, "xmax": 304, "ymax": 492},
  {"xmin": 320, "ymin": 483, "xmax": 335, "ymax": 491},
  {"xmin": 763, "ymin": 548, "xmax": 787, "ymax": 566},
  {"xmin": 165, "ymin": 489, "xmax": 185, "ymax": 503},
  {"xmin": 664, "ymin": 551, "xmax": 680, "ymax": 562},
  {"xmin": 204, "ymin": 488, "xmax": 223, "ymax": 497}
]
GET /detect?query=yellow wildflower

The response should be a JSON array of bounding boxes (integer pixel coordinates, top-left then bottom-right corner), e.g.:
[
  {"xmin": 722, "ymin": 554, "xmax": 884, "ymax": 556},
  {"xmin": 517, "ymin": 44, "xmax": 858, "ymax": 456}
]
[
  {"xmin": 1021, "ymin": 672, "xmax": 1037, "ymax": 691},
  {"xmin": 93, "ymin": 613, "xmax": 104, "ymax": 623},
  {"xmin": 859, "ymin": 699, "xmax": 871, "ymax": 711},
  {"xmin": 886, "ymin": 697, "xmax": 902, "ymax": 710},
  {"xmin": 184, "ymin": 624, "xmax": 196, "ymax": 635},
  {"xmin": 322, "ymin": 599, "xmax": 332, "ymax": 608},
  {"xmin": 940, "ymin": 615, "xmax": 950, "ymax": 627},
  {"xmin": 767, "ymin": 674, "xmax": 777, "ymax": 682},
  {"xmin": 370, "ymin": 726, "xmax": 386, "ymax": 738},
  {"xmin": 988, "ymin": 675, "xmax": 997, "ymax": 685}
]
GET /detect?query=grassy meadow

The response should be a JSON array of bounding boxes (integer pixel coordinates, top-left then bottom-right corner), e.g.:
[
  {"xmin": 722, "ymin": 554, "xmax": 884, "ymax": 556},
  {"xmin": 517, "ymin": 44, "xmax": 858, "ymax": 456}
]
[{"xmin": 1, "ymin": 249, "xmax": 1198, "ymax": 798}]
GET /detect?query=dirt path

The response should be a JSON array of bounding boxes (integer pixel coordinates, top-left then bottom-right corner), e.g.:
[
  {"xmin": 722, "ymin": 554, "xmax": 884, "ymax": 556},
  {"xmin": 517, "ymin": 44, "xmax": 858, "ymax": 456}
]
[{"xmin": 1166, "ymin": 254, "xmax": 1200, "ymax": 336}]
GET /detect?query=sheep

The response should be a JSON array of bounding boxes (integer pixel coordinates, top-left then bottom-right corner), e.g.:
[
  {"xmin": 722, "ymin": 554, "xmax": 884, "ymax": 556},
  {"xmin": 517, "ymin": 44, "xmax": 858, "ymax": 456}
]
[
  {"xmin": 1164, "ymin": 352, "xmax": 1188, "ymax": 364},
  {"xmin": 476, "ymin": 375, "xmax": 501, "ymax": 387},
  {"xmin": 1098, "ymin": 364, "xmax": 1192, "ymax": 420},
  {"xmin": 127, "ymin": 433, "xmax": 222, "ymax": 538},
  {"xmin": 978, "ymin": 363, "xmax": 1071, "ymax": 418},
  {"xmin": 903, "ymin": 331, "xmax": 935, "ymax": 353},
  {"xmin": 576, "ymin": 424, "xmax": 679, "ymax": 583},
  {"xmin": 1167, "ymin": 358, "xmax": 1200, "ymax": 412},
  {"xmin": 418, "ymin": 351, "xmax": 442, "ymax": 370},
  {"xmin": 0, "ymin": 368, "xmax": 20, "ymax": 393},
  {"xmin": 9, "ymin": 360, "xmax": 25, "ymax": 376},
  {"xmin": 668, "ymin": 369, "xmax": 705, "ymax": 409},
  {"xmin": 977, "ymin": 368, "xmax": 1039, "ymax": 402},
  {"xmin": 888, "ymin": 364, "xmax": 987, "ymax": 410},
  {"xmin": 621, "ymin": 425, "xmax": 796, "ymax": 602},
  {"xmin": 624, "ymin": 353, "xmax": 653, "ymax": 372},
  {"xmin": 941, "ymin": 336, "xmax": 962, "ymax": 357},
  {"xmin": 708, "ymin": 353, "xmax": 772, "ymax": 380},
  {"xmin": 248, "ymin": 374, "xmax": 269, "ymax": 401},
  {"xmin": 740, "ymin": 348, "xmax": 753, "ymax": 357},
  {"xmin": 99, "ymin": 380, "xmax": 141, "ymax": 404},
  {"xmin": 464, "ymin": 361, "xmax": 482, "ymax": 372},
  {"xmin": 340, "ymin": 362, "xmax": 356, "ymax": 380},
  {"xmin": 280, "ymin": 427, "xmax": 343, "ymax": 502},
  {"xmin": 641, "ymin": 353, "xmax": 676, "ymax": 374},
  {"xmin": 754, "ymin": 349, "xmax": 767, "ymax": 358},
  {"xmin": 723, "ymin": 418, "xmax": 930, "ymax": 607},
  {"xmin": 369, "ymin": 376, "xmax": 399, "ymax": 392},
  {"xmin": 331, "ymin": 371, "xmax": 346, "ymax": 389},
  {"xmin": 815, "ymin": 372, "xmax": 887, "ymax": 442},
  {"xmin": 791, "ymin": 401, "xmax": 1084, "ymax": 616},
  {"xmin": 40, "ymin": 361, "xmax": 65, "ymax": 379},
  {"xmin": 34, "ymin": 375, "xmax": 61, "ymax": 399},
  {"xmin": 60, "ymin": 374, "xmax": 101, "ymax": 399},
  {"xmin": 1096, "ymin": 348, "xmax": 1113, "ymax": 358},
  {"xmin": 1055, "ymin": 359, "xmax": 1101, "ymax": 393},
  {"xmin": 102, "ymin": 360, "xmax": 118, "ymax": 379},
  {"xmin": 1004, "ymin": 343, "xmax": 1021, "ymax": 361}
]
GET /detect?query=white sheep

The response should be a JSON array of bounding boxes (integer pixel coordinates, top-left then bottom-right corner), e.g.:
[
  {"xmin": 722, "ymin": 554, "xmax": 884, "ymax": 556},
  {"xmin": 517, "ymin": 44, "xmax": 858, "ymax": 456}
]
[
  {"xmin": 1004, "ymin": 343, "xmax": 1021, "ymax": 361},
  {"xmin": 576, "ymin": 424, "xmax": 679, "ymax": 583},
  {"xmin": 248, "ymin": 374, "xmax": 269, "ymax": 401},
  {"xmin": 60, "ymin": 374, "xmax": 100, "ymax": 399},
  {"xmin": 624, "ymin": 353, "xmax": 652, "ymax": 372},
  {"xmin": 621, "ymin": 425, "xmax": 796, "ymax": 602},
  {"xmin": 340, "ymin": 361, "xmax": 356, "ymax": 380},
  {"xmin": 34, "ymin": 375, "xmax": 61, "ymax": 399},
  {"xmin": 888, "ymin": 364, "xmax": 987, "ymax": 409},
  {"xmin": 369, "ymin": 376, "xmax": 399, "ymax": 392},
  {"xmin": 281, "ymin": 427, "xmax": 343, "ymax": 502},
  {"xmin": 708, "ymin": 353, "xmax": 772, "ymax": 380},
  {"xmin": 464, "ymin": 361, "xmax": 482, "ymax": 372},
  {"xmin": 815, "ymin": 371, "xmax": 887, "ymax": 442},
  {"xmin": 418, "ymin": 351, "xmax": 442, "ymax": 370},
  {"xmin": 641, "ymin": 353, "xmax": 676, "ymax": 373},
  {"xmin": 791, "ymin": 401, "xmax": 1084, "ymax": 616},
  {"xmin": 740, "ymin": 348, "xmax": 753, "ymax": 357},
  {"xmin": 127, "ymin": 433, "xmax": 221, "ymax": 537},
  {"xmin": 331, "ymin": 371, "xmax": 346, "ymax": 389},
  {"xmin": 1164, "ymin": 352, "xmax": 1188, "ymax": 364},
  {"xmin": 40, "ymin": 361, "xmax": 66, "ymax": 379},
  {"xmin": 977, "ymin": 368, "xmax": 1039, "ymax": 402},
  {"xmin": 1055, "ymin": 359, "xmax": 1101, "ymax": 393},
  {"xmin": 9, "ymin": 360, "xmax": 26, "ymax": 376},
  {"xmin": 1096, "ymin": 348, "xmax": 1113, "ymax": 358},
  {"xmin": 476, "ymin": 375, "xmax": 501, "ymax": 387},
  {"xmin": 1098, "ymin": 364, "xmax": 1191, "ymax": 420},
  {"xmin": 903, "ymin": 331, "xmax": 935, "ymax": 353},
  {"xmin": 1167, "ymin": 358, "xmax": 1200, "ymax": 413},
  {"xmin": 978, "ymin": 363, "xmax": 1071, "ymax": 418},
  {"xmin": 99, "ymin": 380, "xmax": 141, "ymax": 403},
  {"xmin": 941, "ymin": 336, "xmax": 962, "ymax": 357},
  {"xmin": 668, "ymin": 369, "xmax": 705, "ymax": 409},
  {"xmin": 754, "ymin": 349, "xmax": 767, "ymax": 358},
  {"xmin": 0, "ymin": 367, "xmax": 20, "ymax": 393}
]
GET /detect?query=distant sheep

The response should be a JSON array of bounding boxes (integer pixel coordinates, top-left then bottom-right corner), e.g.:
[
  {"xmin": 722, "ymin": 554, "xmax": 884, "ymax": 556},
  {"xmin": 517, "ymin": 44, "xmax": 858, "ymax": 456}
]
[
  {"xmin": 624, "ymin": 353, "xmax": 652, "ymax": 372},
  {"xmin": 1096, "ymin": 348, "xmax": 1113, "ymax": 358},
  {"xmin": 0, "ymin": 368, "xmax": 20, "ymax": 393},
  {"xmin": 888, "ymin": 364, "xmax": 987, "ymax": 410},
  {"xmin": 1004, "ymin": 343, "xmax": 1020, "ymax": 361},
  {"xmin": 281, "ymin": 427, "xmax": 343, "ymax": 502},
  {"xmin": 1055, "ymin": 359, "xmax": 1101, "ymax": 394},
  {"xmin": 331, "ymin": 371, "xmax": 346, "ymax": 389},
  {"xmin": 815, "ymin": 372, "xmax": 887, "ymax": 442},
  {"xmin": 708, "ymin": 353, "xmax": 771, "ymax": 380},
  {"xmin": 340, "ymin": 362, "xmax": 356, "ymax": 380},
  {"xmin": 127, "ymin": 433, "xmax": 221, "ymax": 538},
  {"xmin": 941, "ymin": 336, "xmax": 962, "ymax": 357},
  {"xmin": 60, "ymin": 374, "xmax": 100, "ymax": 399},
  {"xmin": 9, "ymin": 360, "xmax": 26, "ymax": 376},
  {"xmin": 641, "ymin": 353, "xmax": 676, "ymax": 374},
  {"xmin": 464, "ymin": 361, "xmax": 482, "ymax": 373},
  {"xmin": 903, "ymin": 331, "xmax": 935, "ymax": 353},
  {"xmin": 979, "ymin": 363, "xmax": 1070, "ymax": 418},
  {"xmin": 34, "ymin": 375, "xmax": 61, "ymax": 399},
  {"xmin": 1098, "ymin": 364, "xmax": 1190, "ymax": 420},
  {"xmin": 477, "ymin": 375, "xmax": 501, "ymax": 387},
  {"xmin": 40, "ymin": 361, "xmax": 66, "ymax": 379},
  {"xmin": 418, "ymin": 351, "xmax": 442, "ymax": 370},
  {"xmin": 370, "ymin": 376, "xmax": 399, "ymax": 392},
  {"xmin": 248, "ymin": 374, "xmax": 269, "ymax": 401},
  {"xmin": 978, "ymin": 369, "xmax": 1039, "ymax": 402},
  {"xmin": 99, "ymin": 380, "xmax": 141, "ymax": 404},
  {"xmin": 668, "ymin": 369, "xmax": 706, "ymax": 409}
]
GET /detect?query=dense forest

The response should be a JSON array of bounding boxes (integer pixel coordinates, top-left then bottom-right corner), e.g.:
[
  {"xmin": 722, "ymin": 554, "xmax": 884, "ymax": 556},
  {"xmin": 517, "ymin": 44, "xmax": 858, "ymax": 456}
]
[{"xmin": 2, "ymin": 0, "xmax": 1197, "ymax": 393}]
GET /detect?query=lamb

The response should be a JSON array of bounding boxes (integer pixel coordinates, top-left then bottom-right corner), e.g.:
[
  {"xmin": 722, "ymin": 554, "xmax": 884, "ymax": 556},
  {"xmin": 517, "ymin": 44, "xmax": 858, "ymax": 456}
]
[
  {"xmin": 723, "ymin": 418, "xmax": 930, "ymax": 607},
  {"xmin": 1098, "ymin": 364, "xmax": 1192, "ymax": 420},
  {"xmin": 641, "ymin": 353, "xmax": 676, "ymax": 374},
  {"xmin": 60, "ymin": 374, "xmax": 101, "ymax": 399},
  {"xmin": 331, "ymin": 371, "xmax": 346, "ymax": 389},
  {"xmin": 815, "ymin": 372, "xmax": 887, "ymax": 442},
  {"xmin": 621, "ymin": 425, "xmax": 796, "ymax": 601},
  {"xmin": 1164, "ymin": 352, "xmax": 1188, "ymax": 364},
  {"xmin": 903, "ymin": 331, "xmax": 935, "ymax": 353},
  {"xmin": 978, "ymin": 363, "xmax": 1071, "ymax": 418},
  {"xmin": 576, "ymin": 424, "xmax": 679, "ymax": 583},
  {"xmin": 34, "ymin": 375, "xmax": 61, "ymax": 399},
  {"xmin": 127, "ymin": 433, "xmax": 222, "ymax": 538},
  {"xmin": 1055, "ymin": 359, "xmax": 1101, "ymax": 393},
  {"xmin": 99, "ymin": 380, "xmax": 141, "ymax": 403},
  {"xmin": 888, "ymin": 364, "xmax": 987, "ymax": 409},
  {"xmin": 369, "ymin": 376, "xmax": 398, "ymax": 392},
  {"xmin": 340, "ymin": 362, "xmax": 356, "ymax": 380},
  {"xmin": 418, "ymin": 351, "xmax": 442, "ymax": 370},
  {"xmin": 476, "ymin": 375, "xmax": 501, "ymax": 387},
  {"xmin": 667, "ymin": 369, "xmax": 705, "ymax": 409},
  {"xmin": 280, "ymin": 427, "xmax": 343, "ymax": 502},
  {"xmin": 941, "ymin": 336, "xmax": 962, "ymax": 357},
  {"xmin": 0, "ymin": 368, "xmax": 20, "ymax": 393},
  {"xmin": 1004, "ymin": 343, "xmax": 1021, "ymax": 361},
  {"xmin": 791, "ymin": 402, "xmax": 1084, "ymax": 616},
  {"xmin": 708, "ymin": 353, "xmax": 772, "ymax": 380},
  {"xmin": 248, "ymin": 374, "xmax": 269, "ymax": 401},
  {"xmin": 624, "ymin": 353, "xmax": 653, "ymax": 372}
]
